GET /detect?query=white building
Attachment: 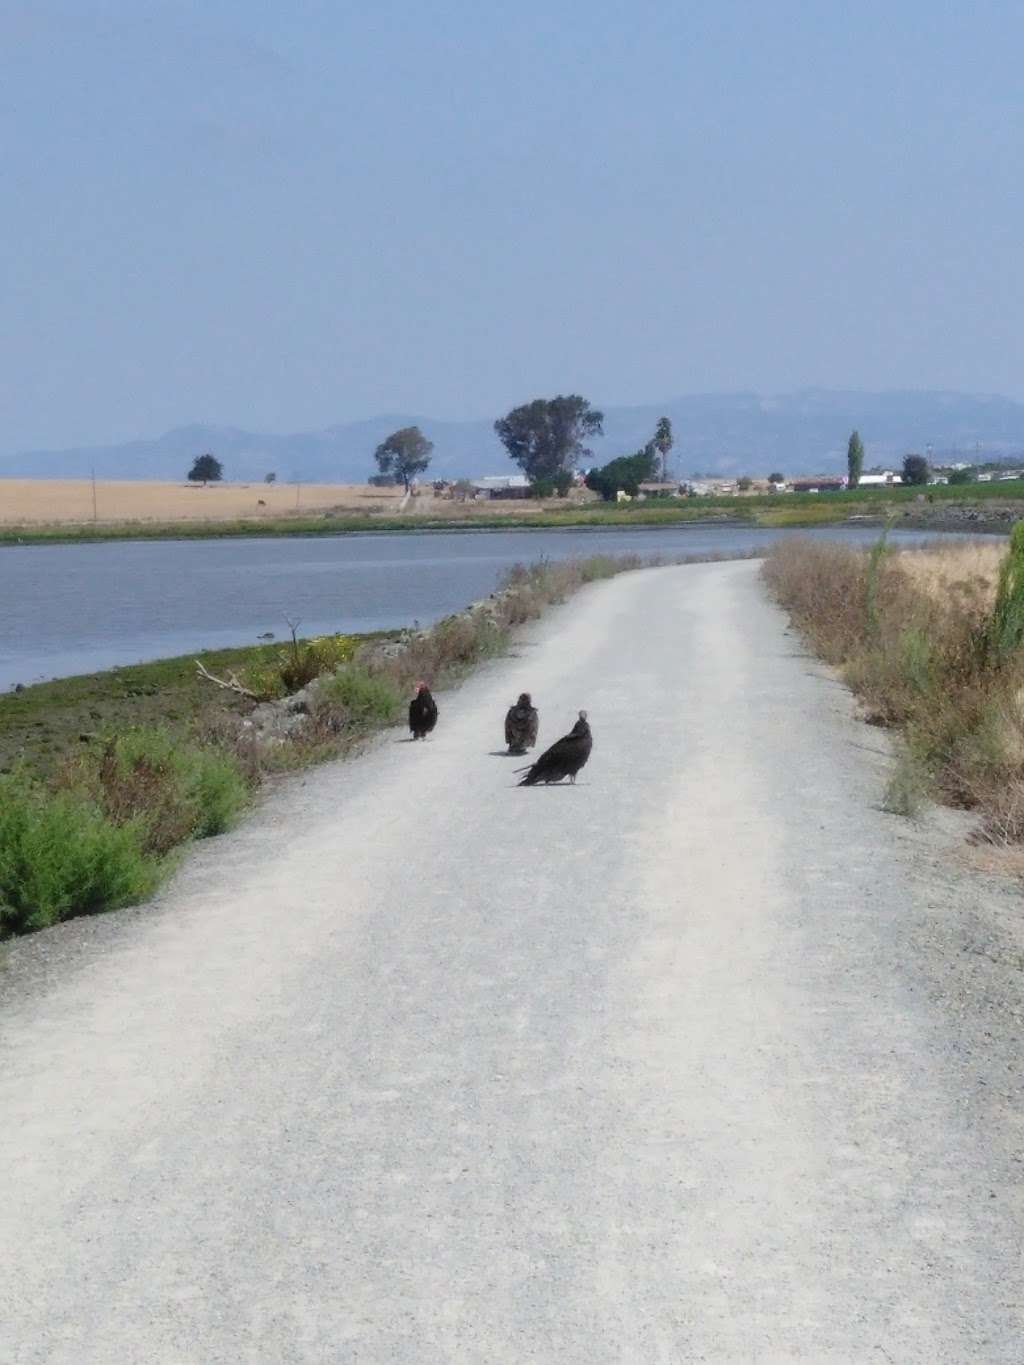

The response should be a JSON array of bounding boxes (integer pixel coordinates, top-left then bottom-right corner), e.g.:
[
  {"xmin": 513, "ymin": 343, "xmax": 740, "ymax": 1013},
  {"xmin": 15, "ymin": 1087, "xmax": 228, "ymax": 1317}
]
[{"xmin": 471, "ymin": 475, "xmax": 532, "ymax": 499}]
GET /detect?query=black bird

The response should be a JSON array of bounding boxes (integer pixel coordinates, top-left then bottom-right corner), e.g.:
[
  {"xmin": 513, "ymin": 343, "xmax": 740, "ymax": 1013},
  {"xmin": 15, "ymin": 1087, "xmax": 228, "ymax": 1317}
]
[
  {"xmin": 517, "ymin": 711, "xmax": 591, "ymax": 786},
  {"xmin": 409, "ymin": 681, "xmax": 438, "ymax": 740},
  {"xmin": 504, "ymin": 692, "xmax": 539, "ymax": 756}
]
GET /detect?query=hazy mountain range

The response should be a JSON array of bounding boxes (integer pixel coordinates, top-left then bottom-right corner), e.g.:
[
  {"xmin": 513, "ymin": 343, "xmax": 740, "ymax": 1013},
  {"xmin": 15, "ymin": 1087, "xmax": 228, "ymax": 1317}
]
[{"xmin": 3, "ymin": 390, "xmax": 1024, "ymax": 483}]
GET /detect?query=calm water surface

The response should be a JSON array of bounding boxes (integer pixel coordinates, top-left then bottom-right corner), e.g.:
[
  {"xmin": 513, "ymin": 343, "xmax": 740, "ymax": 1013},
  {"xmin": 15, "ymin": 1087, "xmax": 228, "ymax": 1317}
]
[{"xmin": 0, "ymin": 525, "xmax": 991, "ymax": 689}]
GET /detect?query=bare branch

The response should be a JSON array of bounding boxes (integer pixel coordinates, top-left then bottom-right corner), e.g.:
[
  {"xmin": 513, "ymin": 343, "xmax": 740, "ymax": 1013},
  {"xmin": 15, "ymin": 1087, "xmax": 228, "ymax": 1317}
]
[{"xmin": 194, "ymin": 660, "xmax": 259, "ymax": 700}]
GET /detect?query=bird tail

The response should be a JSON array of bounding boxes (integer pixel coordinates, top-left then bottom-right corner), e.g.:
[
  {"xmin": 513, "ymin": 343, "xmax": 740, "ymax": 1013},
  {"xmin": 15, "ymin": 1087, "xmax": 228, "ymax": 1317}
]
[{"xmin": 517, "ymin": 767, "xmax": 540, "ymax": 786}]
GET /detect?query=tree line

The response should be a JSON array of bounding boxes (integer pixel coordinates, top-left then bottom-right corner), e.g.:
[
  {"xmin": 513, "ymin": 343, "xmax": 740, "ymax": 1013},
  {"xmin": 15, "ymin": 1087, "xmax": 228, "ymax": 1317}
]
[
  {"xmin": 374, "ymin": 398, "xmax": 673, "ymax": 499},
  {"xmin": 186, "ymin": 413, "xmax": 946, "ymax": 496}
]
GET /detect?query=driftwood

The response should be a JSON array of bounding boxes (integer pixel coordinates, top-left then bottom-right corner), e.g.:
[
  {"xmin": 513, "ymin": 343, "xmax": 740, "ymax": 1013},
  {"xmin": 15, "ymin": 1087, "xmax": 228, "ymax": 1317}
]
[{"xmin": 194, "ymin": 660, "xmax": 259, "ymax": 700}]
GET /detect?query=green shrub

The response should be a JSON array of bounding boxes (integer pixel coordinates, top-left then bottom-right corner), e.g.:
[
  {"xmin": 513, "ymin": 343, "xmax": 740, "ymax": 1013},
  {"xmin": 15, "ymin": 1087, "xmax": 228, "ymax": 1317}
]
[
  {"xmin": 0, "ymin": 776, "xmax": 159, "ymax": 935},
  {"xmin": 63, "ymin": 728, "xmax": 249, "ymax": 856},
  {"xmin": 989, "ymin": 519, "xmax": 1024, "ymax": 663},
  {"xmin": 242, "ymin": 632, "xmax": 359, "ymax": 699},
  {"xmin": 317, "ymin": 667, "xmax": 404, "ymax": 727}
]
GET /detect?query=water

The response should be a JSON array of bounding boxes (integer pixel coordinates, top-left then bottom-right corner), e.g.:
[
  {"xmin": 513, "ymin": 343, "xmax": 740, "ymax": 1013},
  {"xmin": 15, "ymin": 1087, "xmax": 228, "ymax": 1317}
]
[{"xmin": 0, "ymin": 524, "xmax": 992, "ymax": 690}]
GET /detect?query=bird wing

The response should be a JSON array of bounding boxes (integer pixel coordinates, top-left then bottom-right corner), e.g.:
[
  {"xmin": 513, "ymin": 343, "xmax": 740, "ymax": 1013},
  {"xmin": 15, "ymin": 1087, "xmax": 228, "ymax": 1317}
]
[{"xmin": 532, "ymin": 731, "xmax": 581, "ymax": 772}]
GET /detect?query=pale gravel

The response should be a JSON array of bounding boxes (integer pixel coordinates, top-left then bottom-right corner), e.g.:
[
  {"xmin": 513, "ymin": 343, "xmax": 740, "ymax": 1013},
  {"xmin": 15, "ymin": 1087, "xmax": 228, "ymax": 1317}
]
[{"xmin": 1, "ymin": 560, "xmax": 1022, "ymax": 1364}]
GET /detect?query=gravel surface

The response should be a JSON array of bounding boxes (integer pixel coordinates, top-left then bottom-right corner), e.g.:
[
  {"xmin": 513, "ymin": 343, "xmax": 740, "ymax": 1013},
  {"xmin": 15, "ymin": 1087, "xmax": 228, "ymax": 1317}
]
[{"xmin": 1, "ymin": 560, "xmax": 1022, "ymax": 1363}]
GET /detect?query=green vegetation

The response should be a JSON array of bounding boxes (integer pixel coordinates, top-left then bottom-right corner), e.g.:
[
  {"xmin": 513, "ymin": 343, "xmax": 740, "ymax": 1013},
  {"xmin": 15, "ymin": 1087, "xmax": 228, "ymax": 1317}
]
[
  {"xmin": 63, "ymin": 729, "xmax": 249, "ymax": 853},
  {"xmin": 763, "ymin": 536, "xmax": 1024, "ymax": 844},
  {"xmin": 0, "ymin": 775, "xmax": 162, "ymax": 935},
  {"xmin": 0, "ymin": 726, "xmax": 250, "ymax": 936},
  {"xmin": 585, "ymin": 447, "xmax": 659, "ymax": 500},
  {"xmin": 316, "ymin": 667, "xmax": 404, "ymax": 728},
  {"xmin": 0, "ymin": 635, "xmax": 379, "ymax": 778},
  {"xmin": 902, "ymin": 453, "xmax": 930, "ymax": 486},
  {"xmin": 494, "ymin": 394, "xmax": 604, "ymax": 493},
  {"xmin": 373, "ymin": 425, "xmax": 433, "ymax": 491},
  {"xmin": 947, "ymin": 467, "xmax": 976, "ymax": 485},
  {"xmin": 188, "ymin": 453, "xmax": 223, "ymax": 484},
  {"xmin": 988, "ymin": 518, "xmax": 1024, "ymax": 664},
  {"xmin": 652, "ymin": 417, "xmax": 673, "ymax": 481},
  {"xmin": 846, "ymin": 430, "xmax": 864, "ymax": 488}
]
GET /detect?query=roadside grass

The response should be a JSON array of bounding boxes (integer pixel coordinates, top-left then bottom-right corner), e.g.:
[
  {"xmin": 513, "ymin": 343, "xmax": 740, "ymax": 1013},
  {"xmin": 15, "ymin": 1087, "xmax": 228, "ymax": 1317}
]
[
  {"xmin": 0, "ymin": 552, "xmax": 676, "ymax": 938},
  {"xmin": 763, "ymin": 535, "xmax": 1024, "ymax": 843}
]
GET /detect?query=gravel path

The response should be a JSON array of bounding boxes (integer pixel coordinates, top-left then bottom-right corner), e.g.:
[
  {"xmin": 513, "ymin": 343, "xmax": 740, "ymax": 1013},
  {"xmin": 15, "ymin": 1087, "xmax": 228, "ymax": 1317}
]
[{"xmin": 1, "ymin": 560, "xmax": 1021, "ymax": 1363}]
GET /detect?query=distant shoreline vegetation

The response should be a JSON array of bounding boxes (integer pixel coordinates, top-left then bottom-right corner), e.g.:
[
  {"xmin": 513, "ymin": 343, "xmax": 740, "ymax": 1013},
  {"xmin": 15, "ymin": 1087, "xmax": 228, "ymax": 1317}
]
[{"xmin": 3, "ymin": 480, "xmax": 1024, "ymax": 545}]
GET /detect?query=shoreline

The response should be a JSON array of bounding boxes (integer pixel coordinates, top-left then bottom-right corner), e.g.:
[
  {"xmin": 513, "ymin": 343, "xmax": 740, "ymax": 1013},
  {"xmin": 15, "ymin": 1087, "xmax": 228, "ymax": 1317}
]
[{"xmin": 1, "ymin": 491, "xmax": 1020, "ymax": 546}]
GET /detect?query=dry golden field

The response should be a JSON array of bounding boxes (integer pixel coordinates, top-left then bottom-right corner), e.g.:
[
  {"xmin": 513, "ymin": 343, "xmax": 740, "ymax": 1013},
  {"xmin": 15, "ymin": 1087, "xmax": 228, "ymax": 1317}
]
[
  {"xmin": 0, "ymin": 479, "xmax": 600, "ymax": 528},
  {"xmin": 896, "ymin": 540, "xmax": 1006, "ymax": 613},
  {"xmin": 0, "ymin": 479, "xmax": 407, "ymax": 526}
]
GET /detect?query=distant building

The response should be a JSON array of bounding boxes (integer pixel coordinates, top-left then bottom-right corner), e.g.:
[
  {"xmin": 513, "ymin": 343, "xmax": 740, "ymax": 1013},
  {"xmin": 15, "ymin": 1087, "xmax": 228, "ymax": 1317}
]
[
  {"xmin": 857, "ymin": 471, "xmax": 901, "ymax": 486},
  {"xmin": 791, "ymin": 477, "xmax": 847, "ymax": 493},
  {"xmin": 471, "ymin": 475, "xmax": 532, "ymax": 499}
]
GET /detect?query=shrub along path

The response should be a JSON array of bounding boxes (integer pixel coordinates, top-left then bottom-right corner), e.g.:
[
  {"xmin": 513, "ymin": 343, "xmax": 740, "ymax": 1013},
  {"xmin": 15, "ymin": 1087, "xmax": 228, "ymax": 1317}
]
[{"xmin": 1, "ymin": 561, "xmax": 1021, "ymax": 1360}]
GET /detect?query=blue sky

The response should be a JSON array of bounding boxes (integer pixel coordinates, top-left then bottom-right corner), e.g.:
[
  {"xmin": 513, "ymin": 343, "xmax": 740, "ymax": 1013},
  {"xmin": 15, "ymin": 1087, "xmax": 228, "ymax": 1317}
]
[{"xmin": 1, "ymin": 0, "xmax": 1021, "ymax": 450}]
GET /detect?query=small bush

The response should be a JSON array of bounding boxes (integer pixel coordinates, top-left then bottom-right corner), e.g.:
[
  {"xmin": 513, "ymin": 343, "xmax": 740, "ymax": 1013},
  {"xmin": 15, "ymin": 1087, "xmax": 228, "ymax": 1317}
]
[
  {"xmin": 316, "ymin": 667, "xmax": 404, "ymax": 729},
  {"xmin": 0, "ymin": 775, "xmax": 159, "ymax": 935},
  {"xmin": 243, "ymin": 632, "xmax": 358, "ymax": 700},
  {"xmin": 61, "ymin": 728, "xmax": 249, "ymax": 856},
  {"xmin": 882, "ymin": 744, "xmax": 930, "ymax": 819}
]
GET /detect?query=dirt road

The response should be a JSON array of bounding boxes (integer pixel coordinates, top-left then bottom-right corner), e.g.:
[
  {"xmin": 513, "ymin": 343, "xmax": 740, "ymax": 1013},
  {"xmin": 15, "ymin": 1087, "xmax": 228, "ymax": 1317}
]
[{"xmin": 1, "ymin": 561, "xmax": 1021, "ymax": 1362}]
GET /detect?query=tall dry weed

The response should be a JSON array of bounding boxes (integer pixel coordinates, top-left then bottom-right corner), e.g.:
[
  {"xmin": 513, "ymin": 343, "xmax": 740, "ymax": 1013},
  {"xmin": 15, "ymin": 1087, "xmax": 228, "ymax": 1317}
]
[{"xmin": 762, "ymin": 535, "xmax": 1024, "ymax": 841}]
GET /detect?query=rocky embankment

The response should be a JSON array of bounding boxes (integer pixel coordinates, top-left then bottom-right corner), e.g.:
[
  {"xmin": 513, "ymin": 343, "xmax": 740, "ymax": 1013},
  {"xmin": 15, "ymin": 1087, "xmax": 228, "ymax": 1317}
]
[
  {"xmin": 241, "ymin": 587, "xmax": 520, "ymax": 745},
  {"xmin": 894, "ymin": 499, "xmax": 1020, "ymax": 533}
]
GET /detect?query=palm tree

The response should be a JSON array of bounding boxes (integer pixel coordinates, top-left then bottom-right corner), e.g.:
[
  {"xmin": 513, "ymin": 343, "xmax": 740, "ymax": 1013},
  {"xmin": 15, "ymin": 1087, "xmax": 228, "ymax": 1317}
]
[{"xmin": 653, "ymin": 417, "xmax": 673, "ymax": 482}]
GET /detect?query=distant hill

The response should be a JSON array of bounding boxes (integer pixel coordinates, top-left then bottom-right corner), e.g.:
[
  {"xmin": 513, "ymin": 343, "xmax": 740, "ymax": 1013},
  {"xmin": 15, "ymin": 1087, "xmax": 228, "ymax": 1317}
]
[{"xmin": 3, "ymin": 390, "xmax": 1024, "ymax": 482}]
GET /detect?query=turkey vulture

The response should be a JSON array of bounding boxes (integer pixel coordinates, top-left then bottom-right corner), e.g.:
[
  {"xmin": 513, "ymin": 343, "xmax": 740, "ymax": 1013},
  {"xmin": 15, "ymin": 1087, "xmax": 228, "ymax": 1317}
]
[
  {"xmin": 517, "ymin": 711, "xmax": 591, "ymax": 786},
  {"xmin": 408, "ymin": 681, "xmax": 438, "ymax": 739},
  {"xmin": 504, "ymin": 692, "xmax": 539, "ymax": 755}
]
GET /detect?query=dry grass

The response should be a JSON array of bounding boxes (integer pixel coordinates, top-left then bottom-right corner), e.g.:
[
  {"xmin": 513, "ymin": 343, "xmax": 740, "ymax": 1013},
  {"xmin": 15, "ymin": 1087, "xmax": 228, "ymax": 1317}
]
[
  {"xmin": 0, "ymin": 478, "xmax": 405, "ymax": 526},
  {"xmin": 897, "ymin": 540, "xmax": 1005, "ymax": 616},
  {"xmin": 0, "ymin": 478, "xmax": 604, "ymax": 529},
  {"xmin": 763, "ymin": 535, "xmax": 1024, "ymax": 845}
]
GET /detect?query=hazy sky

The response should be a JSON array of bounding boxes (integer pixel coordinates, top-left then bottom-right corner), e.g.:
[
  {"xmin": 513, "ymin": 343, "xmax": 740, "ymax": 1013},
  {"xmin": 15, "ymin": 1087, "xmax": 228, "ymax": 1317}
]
[{"xmin": 2, "ymin": 0, "xmax": 1022, "ymax": 451}]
